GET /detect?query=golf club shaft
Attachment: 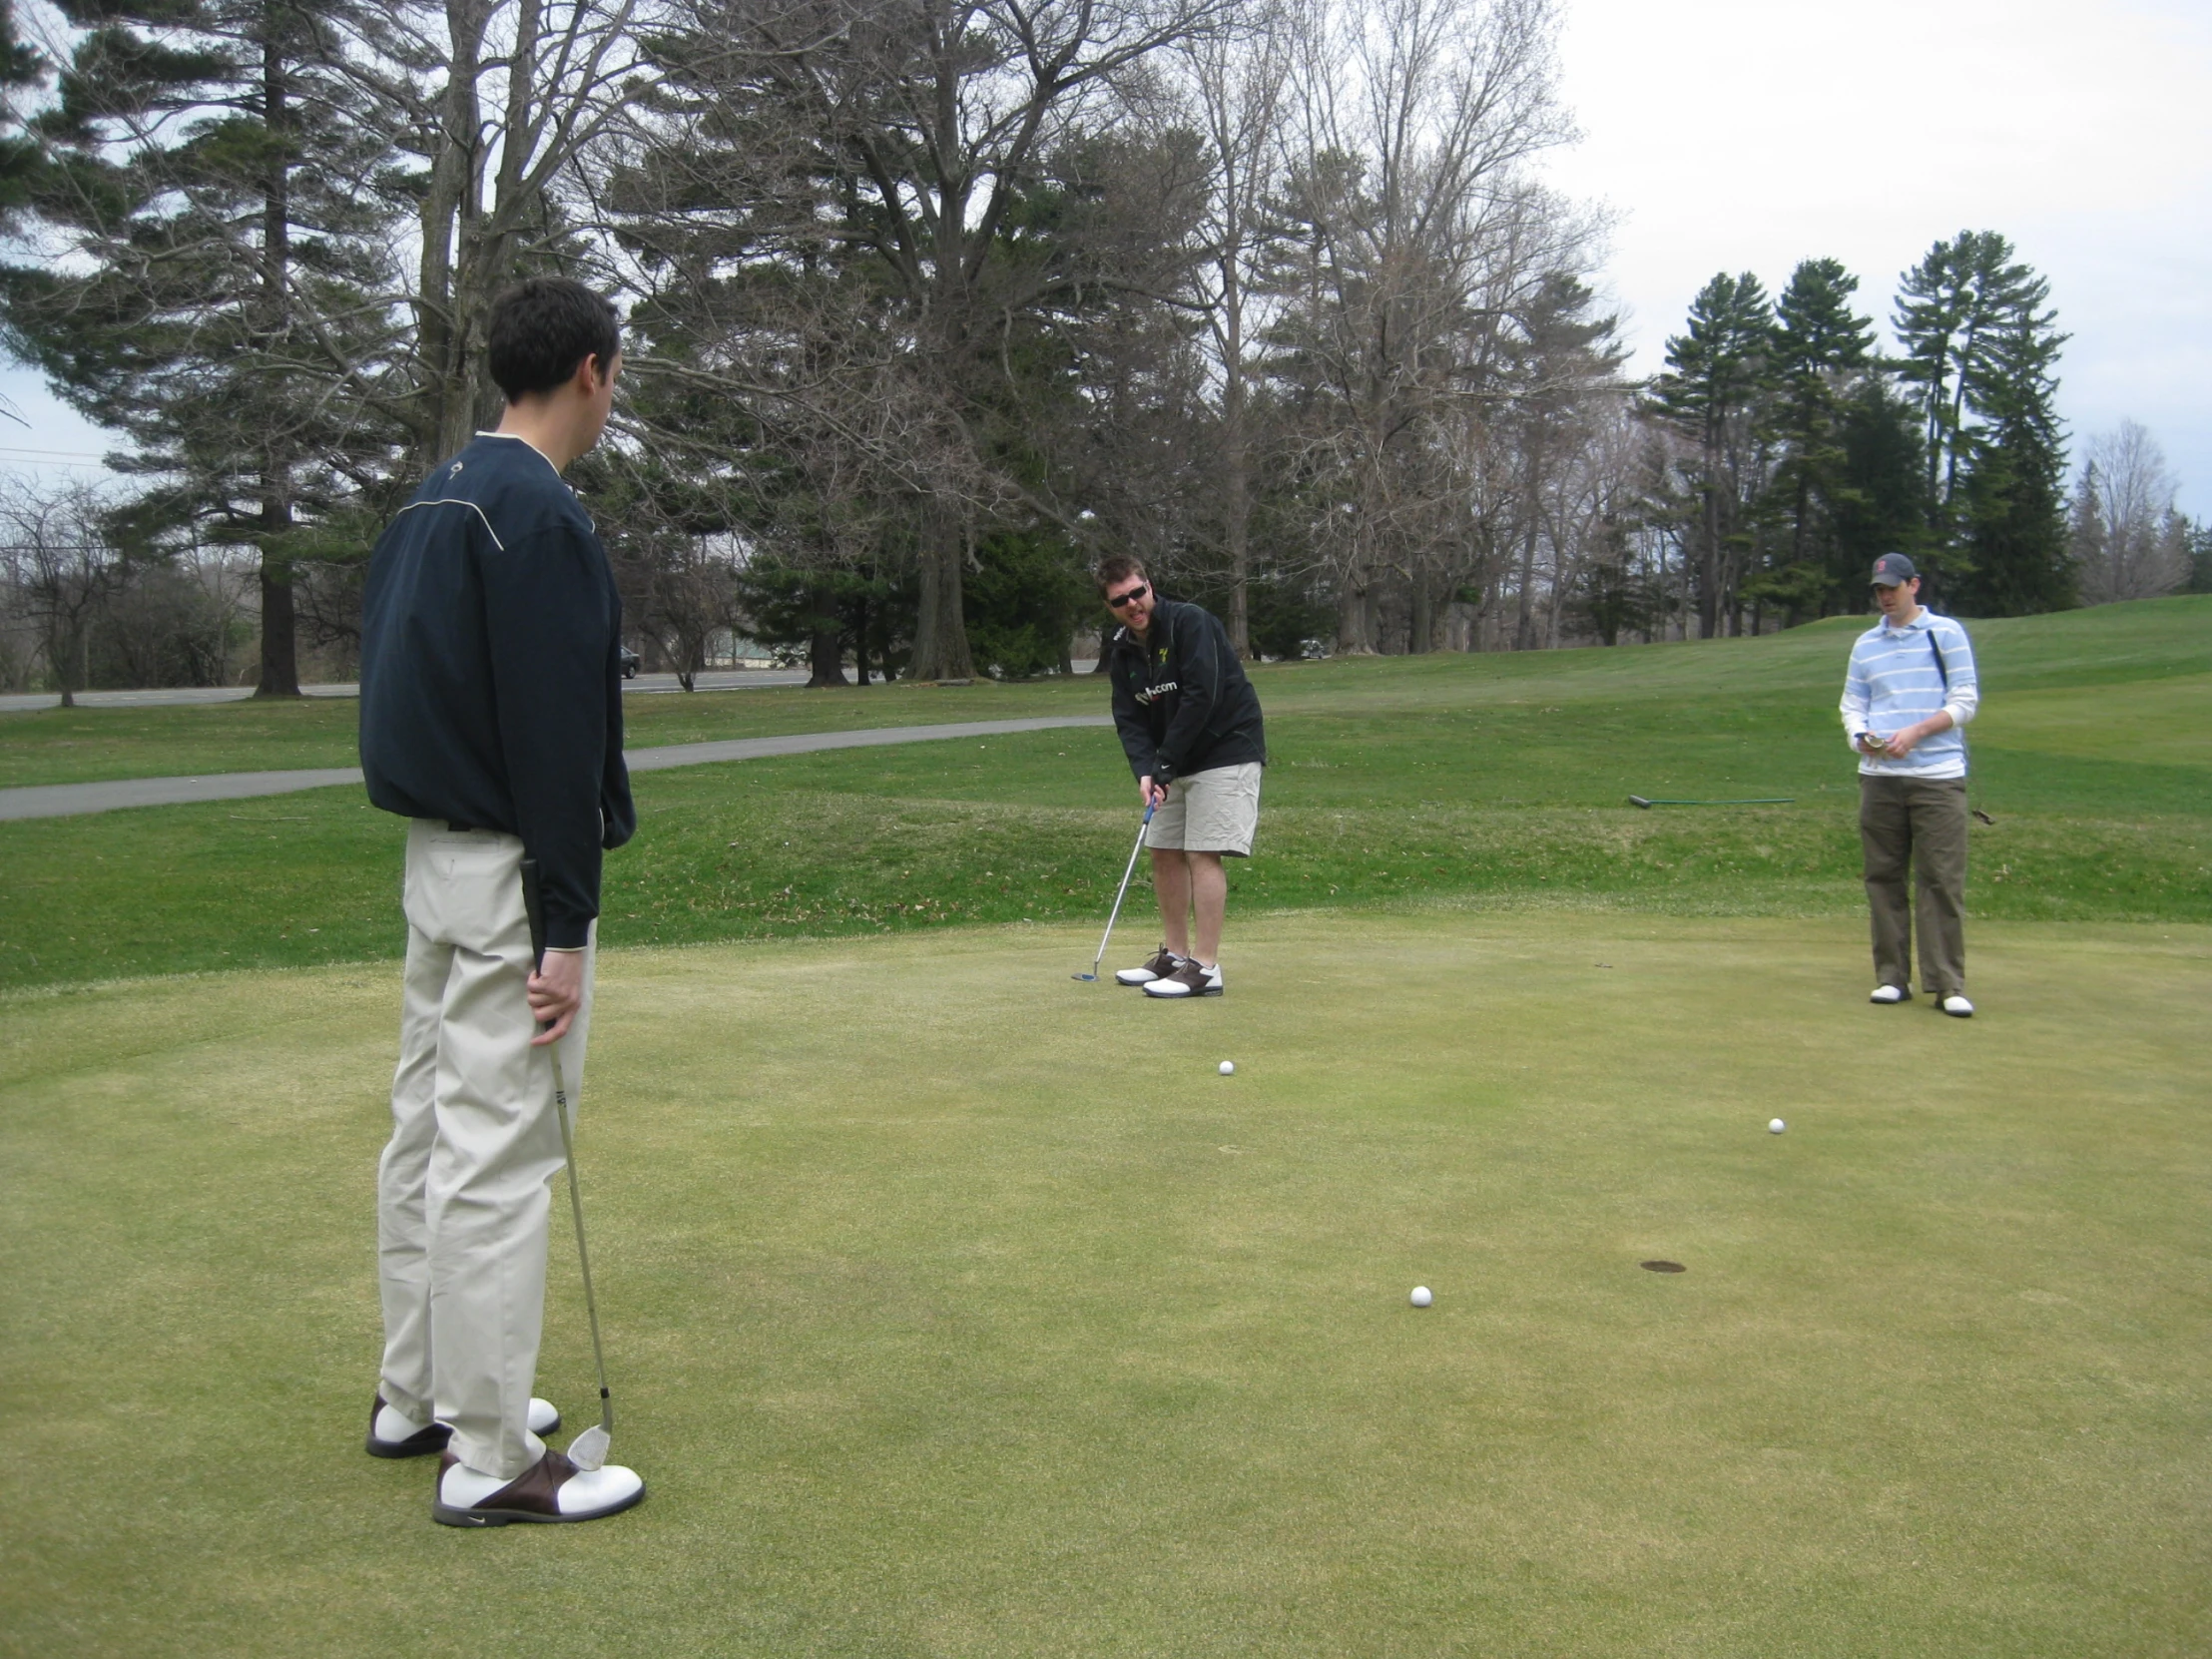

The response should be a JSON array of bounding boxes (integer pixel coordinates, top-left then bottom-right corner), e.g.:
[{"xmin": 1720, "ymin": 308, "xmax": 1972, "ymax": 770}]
[
  {"xmin": 548, "ymin": 1036, "xmax": 613, "ymax": 1435},
  {"xmin": 1089, "ymin": 804, "xmax": 1155, "ymax": 975},
  {"xmin": 520, "ymin": 858, "xmax": 613, "ymax": 1436}
]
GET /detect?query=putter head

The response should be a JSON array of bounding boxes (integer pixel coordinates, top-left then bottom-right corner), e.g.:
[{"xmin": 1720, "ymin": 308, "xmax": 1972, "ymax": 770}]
[
  {"xmin": 568, "ymin": 1422, "xmax": 610, "ymax": 1472},
  {"xmin": 1071, "ymin": 972, "xmax": 1099, "ymax": 981}
]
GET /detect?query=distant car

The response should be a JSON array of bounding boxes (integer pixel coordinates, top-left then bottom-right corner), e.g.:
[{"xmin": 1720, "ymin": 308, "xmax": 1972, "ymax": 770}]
[{"xmin": 618, "ymin": 646, "xmax": 641, "ymax": 680}]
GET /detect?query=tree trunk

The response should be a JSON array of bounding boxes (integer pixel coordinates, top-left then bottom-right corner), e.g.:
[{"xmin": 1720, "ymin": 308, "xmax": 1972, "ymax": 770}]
[
  {"xmin": 1407, "ymin": 572, "xmax": 1433, "ymax": 654},
  {"xmin": 255, "ymin": 554, "xmax": 301, "ymax": 697},
  {"xmin": 852, "ymin": 595, "xmax": 871, "ymax": 686},
  {"xmin": 908, "ymin": 507, "xmax": 975, "ymax": 681},
  {"xmin": 1334, "ymin": 572, "xmax": 1376, "ymax": 655},
  {"xmin": 806, "ymin": 582, "xmax": 847, "ymax": 686},
  {"xmin": 1221, "ymin": 315, "xmax": 1252, "ymax": 658}
]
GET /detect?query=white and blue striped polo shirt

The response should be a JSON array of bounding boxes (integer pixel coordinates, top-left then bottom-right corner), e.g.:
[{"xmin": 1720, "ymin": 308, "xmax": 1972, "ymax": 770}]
[{"xmin": 1839, "ymin": 609, "xmax": 1979, "ymax": 780}]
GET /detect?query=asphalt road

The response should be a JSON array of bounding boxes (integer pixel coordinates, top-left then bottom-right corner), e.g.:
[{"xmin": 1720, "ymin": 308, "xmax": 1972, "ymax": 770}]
[
  {"xmin": 0, "ymin": 716, "xmax": 1115, "ymax": 823},
  {"xmin": 0, "ymin": 669, "xmax": 814, "ymax": 713}
]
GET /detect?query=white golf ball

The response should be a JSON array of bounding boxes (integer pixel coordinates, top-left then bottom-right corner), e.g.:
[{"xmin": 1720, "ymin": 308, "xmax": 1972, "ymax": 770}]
[
  {"xmin": 1769, "ymin": 1118, "xmax": 1787, "ymax": 1134},
  {"xmin": 1409, "ymin": 1286, "xmax": 1432, "ymax": 1308},
  {"xmin": 1219, "ymin": 1060, "xmax": 1235, "ymax": 1075}
]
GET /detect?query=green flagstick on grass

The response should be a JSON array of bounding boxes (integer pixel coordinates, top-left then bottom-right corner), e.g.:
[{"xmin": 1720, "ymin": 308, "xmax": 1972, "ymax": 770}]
[{"xmin": 1628, "ymin": 795, "xmax": 1795, "ymax": 808}]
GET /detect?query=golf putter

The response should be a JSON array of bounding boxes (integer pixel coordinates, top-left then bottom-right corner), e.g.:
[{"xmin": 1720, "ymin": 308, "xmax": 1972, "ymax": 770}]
[
  {"xmin": 519, "ymin": 859, "xmax": 615, "ymax": 1472},
  {"xmin": 1073, "ymin": 802, "xmax": 1157, "ymax": 981}
]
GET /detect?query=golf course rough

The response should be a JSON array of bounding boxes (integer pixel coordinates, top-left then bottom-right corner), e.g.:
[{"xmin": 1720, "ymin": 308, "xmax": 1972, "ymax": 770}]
[{"xmin": 4, "ymin": 911, "xmax": 2207, "ymax": 1658}]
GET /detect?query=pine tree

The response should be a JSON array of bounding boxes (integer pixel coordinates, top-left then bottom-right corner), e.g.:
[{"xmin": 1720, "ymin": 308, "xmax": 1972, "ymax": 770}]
[
  {"xmin": 1892, "ymin": 231, "xmax": 2069, "ymax": 611},
  {"xmin": 1829, "ymin": 376, "xmax": 1932, "ymax": 594},
  {"xmin": 2, "ymin": 2, "xmax": 402, "ymax": 695},
  {"xmin": 0, "ymin": 0, "xmax": 46, "ymax": 229},
  {"xmin": 1759, "ymin": 258, "xmax": 1873, "ymax": 619},
  {"xmin": 1501, "ymin": 271, "xmax": 1627, "ymax": 649},
  {"xmin": 1646, "ymin": 272, "xmax": 1773, "ymax": 637}
]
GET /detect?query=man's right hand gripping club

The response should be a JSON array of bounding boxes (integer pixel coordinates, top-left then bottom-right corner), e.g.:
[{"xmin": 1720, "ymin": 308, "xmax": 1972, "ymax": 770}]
[{"xmin": 528, "ymin": 947, "xmax": 586, "ymax": 1043}]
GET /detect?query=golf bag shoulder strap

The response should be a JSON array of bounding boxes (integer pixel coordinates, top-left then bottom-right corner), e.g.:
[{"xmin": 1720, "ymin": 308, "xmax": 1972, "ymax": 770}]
[{"xmin": 1926, "ymin": 622, "xmax": 1948, "ymax": 690}]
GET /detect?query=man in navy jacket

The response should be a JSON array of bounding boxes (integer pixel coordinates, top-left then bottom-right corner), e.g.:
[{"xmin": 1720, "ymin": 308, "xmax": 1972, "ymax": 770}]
[
  {"xmin": 1100, "ymin": 555, "xmax": 1268, "ymax": 998},
  {"xmin": 356, "ymin": 277, "xmax": 643, "ymax": 1525}
]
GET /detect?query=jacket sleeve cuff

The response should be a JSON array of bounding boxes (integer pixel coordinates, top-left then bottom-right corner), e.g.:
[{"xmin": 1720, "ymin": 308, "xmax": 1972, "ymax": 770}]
[{"xmin": 546, "ymin": 914, "xmax": 593, "ymax": 951}]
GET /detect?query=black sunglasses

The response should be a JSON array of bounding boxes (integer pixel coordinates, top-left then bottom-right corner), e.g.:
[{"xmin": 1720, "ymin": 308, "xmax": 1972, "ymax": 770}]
[{"xmin": 1105, "ymin": 584, "xmax": 1149, "ymax": 609}]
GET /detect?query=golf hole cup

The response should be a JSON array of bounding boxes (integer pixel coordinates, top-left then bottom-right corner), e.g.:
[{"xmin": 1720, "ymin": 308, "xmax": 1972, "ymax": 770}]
[{"xmin": 1409, "ymin": 1286, "xmax": 1432, "ymax": 1309}]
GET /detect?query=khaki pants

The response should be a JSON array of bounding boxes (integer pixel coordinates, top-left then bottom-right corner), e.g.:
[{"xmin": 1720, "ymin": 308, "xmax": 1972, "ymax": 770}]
[
  {"xmin": 1859, "ymin": 776, "xmax": 1967, "ymax": 997},
  {"xmin": 376, "ymin": 820, "xmax": 595, "ymax": 1479}
]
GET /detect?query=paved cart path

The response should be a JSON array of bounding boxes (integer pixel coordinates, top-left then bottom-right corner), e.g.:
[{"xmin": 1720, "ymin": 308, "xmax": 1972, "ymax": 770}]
[{"xmin": 0, "ymin": 716, "xmax": 1115, "ymax": 823}]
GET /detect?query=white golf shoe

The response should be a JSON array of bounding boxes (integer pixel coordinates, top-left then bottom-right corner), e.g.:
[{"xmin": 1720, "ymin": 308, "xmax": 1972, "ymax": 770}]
[
  {"xmin": 366, "ymin": 1394, "xmax": 561, "ymax": 1458},
  {"xmin": 433, "ymin": 1447, "xmax": 645, "ymax": 1527},
  {"xmin": 1938, "ymin": 994, "xmax": 1974, "ymax": 1018},
  {"xmin": 1144, "ymin": 959, "xmax": 1224, "ymax": 998},
  {"xmin": 1116, "ymin": 945, "xmax": 1183, "ymax": 986},
  {"xmin": 1869, "ymin": 984, "xmax": 1910, "ymax": 1004}
]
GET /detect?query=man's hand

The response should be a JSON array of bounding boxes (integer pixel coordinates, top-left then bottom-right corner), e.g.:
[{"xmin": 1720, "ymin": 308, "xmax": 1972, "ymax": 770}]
[
  {"xmin": 1139, "ymin": 775, "xmax": 1168, "ymax": 811},
  {"xmin": 1880, "ymin": 712, "xmax": 1952, "ymax": 760},
  {"xmin": 528, "ymin": 947, "xmax": 585, "ymax": 1044}
]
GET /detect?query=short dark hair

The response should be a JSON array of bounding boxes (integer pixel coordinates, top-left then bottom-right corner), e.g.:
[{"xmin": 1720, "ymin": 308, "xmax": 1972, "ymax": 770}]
[
  {"xmin": 1094, "ymin": 554, "xmax": 1147, "ymax": 597},
  {"xmin": 486, "ymin": 277, "xmax": 621, "ymax": 401}
]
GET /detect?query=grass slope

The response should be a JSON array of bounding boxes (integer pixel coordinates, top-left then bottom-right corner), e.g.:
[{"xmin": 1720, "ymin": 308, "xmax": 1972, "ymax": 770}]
[
  {"xmin": 3, "ymin": 913, "xmax": 2206, "ymax": 1657},
  {"xmin": 1, "ymin": 598, "xmax": 2205, "ymax": 991}
]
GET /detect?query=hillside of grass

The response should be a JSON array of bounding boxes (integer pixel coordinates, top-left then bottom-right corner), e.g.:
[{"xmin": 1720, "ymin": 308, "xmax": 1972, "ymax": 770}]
[{"xmin": 1, "ymin": 598, "xmax": 2204, "ymax": 991}]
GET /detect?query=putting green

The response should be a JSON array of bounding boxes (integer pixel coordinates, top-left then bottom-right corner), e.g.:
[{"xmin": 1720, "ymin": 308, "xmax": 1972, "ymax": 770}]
[{"xmin": 3, "ymin": 910, "xmax": 2207, "ymax": 1657}]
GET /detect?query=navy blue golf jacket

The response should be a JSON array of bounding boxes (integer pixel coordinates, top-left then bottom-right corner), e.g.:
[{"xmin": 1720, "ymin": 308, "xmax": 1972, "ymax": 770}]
[
  {"xmin": 1107, "ymin": 597, "xmax": 1266, "ymax": 783},
  {"xmin": 358, "ymin": 433, "xmax": 634, "ymax": 949}
]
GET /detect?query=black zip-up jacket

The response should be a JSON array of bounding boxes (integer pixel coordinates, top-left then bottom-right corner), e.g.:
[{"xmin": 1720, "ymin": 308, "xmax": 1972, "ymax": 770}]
[
  {"xmin": 1107, "ymin": 597, "xmax": 1267, "ymax": 784},
  {"xmin": 358, "ymin": 433, "xmax": 635, "ymax": 949}
]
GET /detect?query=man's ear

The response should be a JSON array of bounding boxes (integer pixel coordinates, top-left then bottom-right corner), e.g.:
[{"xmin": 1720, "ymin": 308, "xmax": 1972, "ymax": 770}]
[{"xmin": 574, "ymin": 352, "xmax": 609, "ymax": 394}]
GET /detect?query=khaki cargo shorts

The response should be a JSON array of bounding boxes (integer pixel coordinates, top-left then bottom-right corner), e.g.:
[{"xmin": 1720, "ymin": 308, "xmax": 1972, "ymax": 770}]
[{"xmin": 1144, "ymin": 761, "xmax": 1263, "ymax": 856}]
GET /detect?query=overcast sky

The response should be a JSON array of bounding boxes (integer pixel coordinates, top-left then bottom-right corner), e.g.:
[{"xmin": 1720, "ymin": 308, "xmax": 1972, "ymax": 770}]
[
  {"xmin": 7, "ymin": 0, "xmax": 2210, "ymax": 514},
  {"xmin": 1538, "ymin": 0, "xmax": 2212, "ymax": 516}
]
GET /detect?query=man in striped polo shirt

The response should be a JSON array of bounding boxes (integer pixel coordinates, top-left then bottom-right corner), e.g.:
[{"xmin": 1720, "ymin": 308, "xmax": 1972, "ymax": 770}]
[{"xmin": 1840, "ymin": 553, "xmax": 1979, "ymax": 1017}]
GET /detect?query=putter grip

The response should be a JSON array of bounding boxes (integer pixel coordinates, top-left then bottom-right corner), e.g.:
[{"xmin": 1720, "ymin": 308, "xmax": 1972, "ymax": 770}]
[{"xmin": 519, "ymin": 857, "xmax": 548, "ymax": 971}]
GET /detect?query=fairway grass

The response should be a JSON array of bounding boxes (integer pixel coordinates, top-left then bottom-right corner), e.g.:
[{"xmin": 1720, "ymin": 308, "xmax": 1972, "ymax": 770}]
[{"xmin": 4, "ymin": 912, "xmax": 2206, "ymax": 1657}]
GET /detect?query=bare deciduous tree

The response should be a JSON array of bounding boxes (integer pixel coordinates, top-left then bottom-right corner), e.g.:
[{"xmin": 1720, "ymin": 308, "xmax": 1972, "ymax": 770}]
[
  {"xmin": 2070, "ymin": 419, "xmax": 2188, "ymax": 605},
  {"xmin": 0, "ymin": 477, "xmax": 119, "ymax": 706}
]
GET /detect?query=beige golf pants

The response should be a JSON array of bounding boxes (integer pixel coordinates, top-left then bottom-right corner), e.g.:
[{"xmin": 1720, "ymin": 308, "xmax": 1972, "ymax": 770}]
[{"xmin": 376, "ymin": 820, "xmax": 595, "ymax": 1480}]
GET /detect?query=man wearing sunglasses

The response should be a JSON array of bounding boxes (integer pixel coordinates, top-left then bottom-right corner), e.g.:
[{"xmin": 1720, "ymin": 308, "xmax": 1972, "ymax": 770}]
[
  {"xmin": 1841, "ymin": 553, "xmax": 1979, "ymax": 1017},
  {"xmin": 1097, "ymin": 557, "xmax": 1268, "ymax": 998}
]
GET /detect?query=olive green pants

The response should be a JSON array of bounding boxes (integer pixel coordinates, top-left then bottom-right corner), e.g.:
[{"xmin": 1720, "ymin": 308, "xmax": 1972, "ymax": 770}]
[{"xmin": 1859, "ymin": 775, "xmax": 1968, "ymax": 997}]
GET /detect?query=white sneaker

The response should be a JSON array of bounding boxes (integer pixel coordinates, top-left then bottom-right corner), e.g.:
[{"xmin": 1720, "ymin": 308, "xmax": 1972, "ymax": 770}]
[
  {"xmin": 434, "ymin": 1448, "xmax": 645, "ymax": 1527},
  {"xmin": 1869, "ymin": 984, "xmax": 1910, "ymax": 1004},
  {"xmin": 1938, "ymin": 994, "xmax": 1974, "ymax": 1018}
]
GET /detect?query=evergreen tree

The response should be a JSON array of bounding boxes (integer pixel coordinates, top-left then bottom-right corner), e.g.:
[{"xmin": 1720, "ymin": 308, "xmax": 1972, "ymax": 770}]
[
  {"xmin": 2, "ymin": 1, "xmax": 404, "ymax": 695},
  {"xmin": 1892, "ymin": 231, "xmax": 2070, "ymax": 611},
  {"xmin": 1759, "ymin": 258, "xmax": 1873, "ymax": 619},
  {"xmin": 0, "ymin": 0, "xmax": 46, "ymax": 228},
  {"xmin": 1646, "ymin": 272, "xmax": 1772, "ymax": 637},
  {"xmin": 1500, "ymin": 271, "xmax": 1627, "ymax": 649},
  {"xmin": 1829, "ymin": 376, "xmax": 1932, "ymax": 588}
]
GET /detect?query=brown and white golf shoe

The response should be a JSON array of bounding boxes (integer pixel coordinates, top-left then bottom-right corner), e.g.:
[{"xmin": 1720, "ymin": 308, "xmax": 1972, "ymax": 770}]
[
  {"xmin": 432, "ymin": 1447, "xmax": 645, "ymax": 1527},
  {"xmin": 1115, "ymin": 945, "xmax": 1183, "ymax": 986},
  {"xmin": 1143, "ymin": 959, "xmax": 1223, "ymax": 999},
  {"xmin": 366, "ymin": 1393, "xmax": 561, "ymax": 1458}
]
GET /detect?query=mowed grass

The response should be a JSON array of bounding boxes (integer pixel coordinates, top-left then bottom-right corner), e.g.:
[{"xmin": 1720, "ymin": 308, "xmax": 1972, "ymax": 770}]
[
  {"xmin": 3, "ymin": 913, "xmax": 2207, "ymax": 1657},
  {"xmin": 1, "ymin": 598, "xmax": 2206, "ymax": 991}
]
